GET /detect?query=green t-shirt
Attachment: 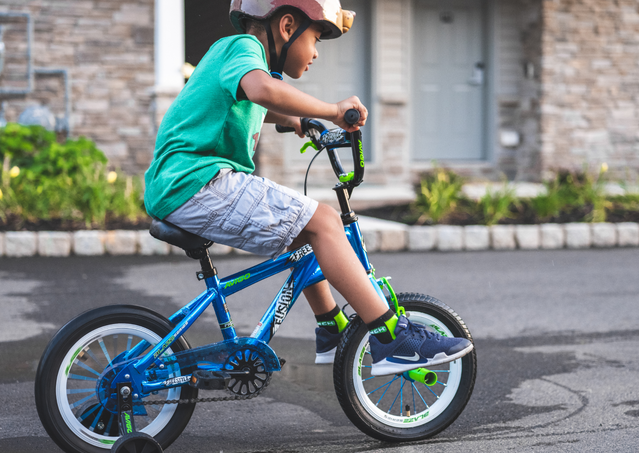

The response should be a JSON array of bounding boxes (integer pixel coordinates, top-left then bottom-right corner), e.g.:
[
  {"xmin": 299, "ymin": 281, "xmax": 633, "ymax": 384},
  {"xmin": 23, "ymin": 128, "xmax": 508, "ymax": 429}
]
[{"xmin": 144, "ymin": 35, "xmax": 269, "ymax": 219}]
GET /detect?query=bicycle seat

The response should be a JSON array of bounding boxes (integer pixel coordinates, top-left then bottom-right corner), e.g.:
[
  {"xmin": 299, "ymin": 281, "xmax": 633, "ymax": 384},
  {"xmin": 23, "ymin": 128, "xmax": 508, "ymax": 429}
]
[{"xmin": 150, "ymin": 219, "xmax": 213, "ymax": 252}]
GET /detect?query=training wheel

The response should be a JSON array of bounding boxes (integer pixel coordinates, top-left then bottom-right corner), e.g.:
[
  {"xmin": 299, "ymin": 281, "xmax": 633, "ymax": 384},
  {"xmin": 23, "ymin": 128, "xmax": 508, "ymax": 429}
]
[{"xmin": 111, "ymin": 432, "xmax": 163, "ymax": 453}]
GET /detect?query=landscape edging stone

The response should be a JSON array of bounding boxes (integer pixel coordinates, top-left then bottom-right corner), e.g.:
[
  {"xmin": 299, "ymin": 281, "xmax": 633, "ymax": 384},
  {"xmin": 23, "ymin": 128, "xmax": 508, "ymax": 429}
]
[{"xmin": 0, "ymin": 222, "xmax": 638, "ymax": 257}]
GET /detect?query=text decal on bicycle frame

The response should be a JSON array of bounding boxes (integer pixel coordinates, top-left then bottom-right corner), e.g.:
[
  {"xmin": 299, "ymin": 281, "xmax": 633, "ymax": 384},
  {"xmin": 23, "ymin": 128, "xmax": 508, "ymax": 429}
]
[
  {"xmin": 286, "ymin": 244, "xmax": 313, "ymax": 264},
  {"xmin": 271, "ymin": 281, "xmax": 294, "ymax": 336}
]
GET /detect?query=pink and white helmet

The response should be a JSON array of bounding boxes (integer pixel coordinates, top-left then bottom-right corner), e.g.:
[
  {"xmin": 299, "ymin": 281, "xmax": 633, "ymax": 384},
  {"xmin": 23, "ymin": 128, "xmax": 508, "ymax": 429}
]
[{"xmin": 229, "ymin": 0, "xmax": 355, "ymax": 40}]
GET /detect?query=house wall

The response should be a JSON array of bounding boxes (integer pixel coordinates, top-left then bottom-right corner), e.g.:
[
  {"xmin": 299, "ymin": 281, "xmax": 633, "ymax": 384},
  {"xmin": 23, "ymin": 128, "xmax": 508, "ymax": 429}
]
[
  {"xmin": 494, "ymin": 0, "xmax": 543, "ymax": 182},
  {"xmin": 540, "ymin": 0, "xmax": 639, "ymax": 180},
  {"xmin": 0, "ymin": 1, "xmax": 156, "ymax": 173}
]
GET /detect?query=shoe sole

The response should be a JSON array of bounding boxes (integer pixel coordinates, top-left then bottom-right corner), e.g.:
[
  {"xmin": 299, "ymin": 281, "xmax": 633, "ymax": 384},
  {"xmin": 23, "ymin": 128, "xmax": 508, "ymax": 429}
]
[
  {"xmin": 370, "ymin": 343, "xmax": 474, "ymax": 376},
  {"xmin": 315, "ymin": 347, "xmax": 337, "ymax": 364}
]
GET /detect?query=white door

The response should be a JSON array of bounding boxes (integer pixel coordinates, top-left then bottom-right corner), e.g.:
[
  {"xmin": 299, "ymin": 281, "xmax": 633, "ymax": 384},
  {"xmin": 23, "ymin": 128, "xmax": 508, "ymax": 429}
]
[
  {"xmin": 413, "ymin": 0, "xmax": 486, "ymax": 161},
  {"xmin": 285, "ymin": 0, "xmax": 371, "ymax": 160}
]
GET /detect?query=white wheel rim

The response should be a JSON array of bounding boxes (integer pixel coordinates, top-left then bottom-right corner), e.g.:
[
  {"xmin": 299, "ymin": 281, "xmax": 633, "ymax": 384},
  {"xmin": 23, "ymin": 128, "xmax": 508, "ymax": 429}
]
[
  {"xmin": 352, "ymin": 312, "xmax": 463, "ymax": 428},
  {"xmin": 56, "ymin": 323, "xmax": 182, "ymax": 449}
]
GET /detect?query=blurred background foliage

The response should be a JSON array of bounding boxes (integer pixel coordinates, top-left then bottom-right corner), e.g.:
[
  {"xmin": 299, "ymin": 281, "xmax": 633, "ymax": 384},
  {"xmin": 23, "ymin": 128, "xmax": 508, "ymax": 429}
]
[{"xmin": 0, "ymin": 123, "xmax": 146, "ymax": 229}]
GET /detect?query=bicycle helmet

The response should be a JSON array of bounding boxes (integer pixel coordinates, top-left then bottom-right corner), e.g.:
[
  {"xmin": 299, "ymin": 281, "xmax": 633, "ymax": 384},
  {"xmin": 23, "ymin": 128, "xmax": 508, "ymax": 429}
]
[{"xmin": 229, "ymin": 0, "xmax": 355, "ymax": 79}]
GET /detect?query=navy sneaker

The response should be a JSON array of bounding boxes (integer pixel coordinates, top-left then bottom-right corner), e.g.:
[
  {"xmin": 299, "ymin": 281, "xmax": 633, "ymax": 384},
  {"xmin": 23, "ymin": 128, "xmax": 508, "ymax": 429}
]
[
  {"xmin": 315, "ymin": 327, "xmax": 342, "ymax": 364},
  {"xmin": 369, "ymin": 315, "xmax": 473, "ymax": 376}
]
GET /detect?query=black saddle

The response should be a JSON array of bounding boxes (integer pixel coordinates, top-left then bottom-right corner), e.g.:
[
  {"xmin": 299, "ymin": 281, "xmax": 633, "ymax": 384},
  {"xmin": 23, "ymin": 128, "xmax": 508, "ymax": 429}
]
[{"xmin": 150, "ymin": 219, "xmax": 213, "ymax": 258}]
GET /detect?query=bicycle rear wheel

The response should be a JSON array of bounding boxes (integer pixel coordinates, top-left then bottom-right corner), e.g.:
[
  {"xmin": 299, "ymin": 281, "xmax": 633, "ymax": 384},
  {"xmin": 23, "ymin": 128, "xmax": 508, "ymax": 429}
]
[
  {"xmin": 35, "ymin": 305, "xmax": 197, "ymax": 453},
  {"xmin": 333, "ymin": 293, "xmax": 477, "ymax": 442}
]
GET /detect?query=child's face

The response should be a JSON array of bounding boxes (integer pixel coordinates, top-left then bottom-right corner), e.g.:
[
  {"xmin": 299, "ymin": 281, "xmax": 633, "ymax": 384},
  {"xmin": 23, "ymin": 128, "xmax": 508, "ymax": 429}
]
[{"xmin": 282, "ymin": 23, "xmax": 323, "ymax": 79}]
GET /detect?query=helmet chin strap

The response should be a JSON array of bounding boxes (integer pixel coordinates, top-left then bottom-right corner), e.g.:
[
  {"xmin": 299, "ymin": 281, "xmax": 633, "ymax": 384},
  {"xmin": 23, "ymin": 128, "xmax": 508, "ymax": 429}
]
[{"xmin": 265, "ymin": 17, "xmax": 312, "ymax": 80}]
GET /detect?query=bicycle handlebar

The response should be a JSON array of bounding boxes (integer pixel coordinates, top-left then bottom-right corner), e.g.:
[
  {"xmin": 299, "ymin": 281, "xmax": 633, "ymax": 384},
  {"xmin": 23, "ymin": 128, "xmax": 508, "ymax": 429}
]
[{"xmin": 276, "ymin": 109, "xmax": 364, "ymax": 188}]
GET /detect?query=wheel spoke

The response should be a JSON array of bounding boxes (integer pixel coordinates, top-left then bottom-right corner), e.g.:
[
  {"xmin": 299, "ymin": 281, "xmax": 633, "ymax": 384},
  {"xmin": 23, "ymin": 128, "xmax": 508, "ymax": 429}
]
[
  {"xmin": 387, "ymin": 378, "xmax": 406, "ymax": 414},
  {"xmin": 76, "ymin": 403, "xmax": 100, "ymax": 422},
  {"xmin": 68, "ymin": 374, "xmax": 97, "ymax": 382},
  {"xmin": 67, "ymin": 388, "xmax": 96, "ymax": 395},
  {"xmin": 112, "ymin": 335, "xmax": 118, "ymax": 362},
  {"xmin": 89, "ymin": 405, "xmax": 106, "ymax": 432},
  {"xmin": 412, "ymin": 383, "xmax": 416, "ymax": 414},
  {"xmin": 69, "ymin": 392, "xmax": 98, "ymax": 409},
  {"xmin": 73, "ymin": 360, "xmax": 101, "ymax": 377},
  {"xmin": 98, "ymin": 339, "xmax": 112, "ymax": 364},
  {"xmin": 367, "ymin": 375, "xmax": 398, "ymax": 396},
  {"xmin": 84, "ymin": 347, "xmax": 104, "ymax": 369},
  {"xmin": 375, "ymin": 376, "xmax": 399, "ymax": 406},
  {"xmin": 424, "ymin": 383, "xmax": 440, "ymax": 399},
  {"xmin": 411, "ymin": 381, "xmax": 429, "ymax": 409}
]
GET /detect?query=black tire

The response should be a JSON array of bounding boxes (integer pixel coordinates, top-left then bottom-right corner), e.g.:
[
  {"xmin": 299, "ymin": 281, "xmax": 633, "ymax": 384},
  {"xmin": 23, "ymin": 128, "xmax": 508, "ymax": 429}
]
[
  {"xmin": 333, "ymin": 293, "xmax": 477, "ymax": 442},
  {"xmin": 35, "ymin": 305, "xmax": 197, "ymax": 453},
  {"xmin": 112, "ymin": 432, "xmax": 163, "ymax": 453}
]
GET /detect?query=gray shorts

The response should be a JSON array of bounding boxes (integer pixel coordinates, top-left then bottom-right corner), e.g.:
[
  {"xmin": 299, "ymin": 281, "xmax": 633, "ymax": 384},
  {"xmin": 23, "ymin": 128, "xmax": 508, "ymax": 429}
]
[{"xmin": 165, "ymin": 169, "xmax": 318, "ymax": 258}]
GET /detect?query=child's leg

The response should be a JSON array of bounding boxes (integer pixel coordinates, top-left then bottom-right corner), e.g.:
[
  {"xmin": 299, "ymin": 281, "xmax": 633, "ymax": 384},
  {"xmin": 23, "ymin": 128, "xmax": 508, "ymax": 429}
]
[{"xmin": 294, "ymin": 203, "xmax": 388, "ymax": 324}]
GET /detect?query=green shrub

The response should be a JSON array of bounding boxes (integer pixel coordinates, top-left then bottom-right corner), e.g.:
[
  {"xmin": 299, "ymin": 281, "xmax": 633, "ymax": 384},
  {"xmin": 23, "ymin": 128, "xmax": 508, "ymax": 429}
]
[
  {"xmin": 0, "ymin": 123, "xmax": 145, "ymax": 227},
  {"xmin": 529, "ymin": 168, "xmax": 610, "ymax": 223},
  {"xmin": 477, "ymin": 185, "xmax": 518, "ymax": 226},
  {"xmin": 414, "ymin": 168, "xmax": 464, "ymax": 224}
]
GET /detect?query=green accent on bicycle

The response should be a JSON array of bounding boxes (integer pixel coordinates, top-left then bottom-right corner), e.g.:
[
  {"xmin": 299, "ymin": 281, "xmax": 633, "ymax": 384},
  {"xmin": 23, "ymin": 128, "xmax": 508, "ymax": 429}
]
[
  {"xmin": 379, "ymin": 277, "xmax": 405, "ymax": 317},
  {"xmin": 405, "ymin": 368, "xmax": 438, "ymax": 386},
  {"xmin": 339, "ymin": 171, "xmax": 354, "ymax": 183},
  {"xmin": 300, "ymin": 141, "xmax": 318, "ymax": 154},
  {"xmin": 403, "ymin": 412, "xmax": 430, "ymax": 424},
  {"xmin": 358, "ymin": 139, "xmax": 365, "ymax": 167},
  {"xmin": 357, "ymin": 344, "xmax": 366, "ymax": 377},
  {"xmin": 99, "ymin": 439, "xmax": 116, "ymax": 445},
  {"xmin": 224, "ymin": 273, "xmax": 250, "ymax": 289},
  {"xmin": 124, "ymin": 412, "xmax": 133, "ymax": 434},
  {"xmin": 65, "ymin": 346, "xmax": 83, "ymax": 376}
]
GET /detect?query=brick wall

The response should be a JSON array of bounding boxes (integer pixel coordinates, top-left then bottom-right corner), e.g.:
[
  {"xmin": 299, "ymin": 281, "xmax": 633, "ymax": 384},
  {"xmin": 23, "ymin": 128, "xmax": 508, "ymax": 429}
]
[
  {"xmin": 541, "ymin": 0, "xmax": 639, "ymax": 180},
  {"xmin": 0, "ymin": 1, "xmax": 155, "ymax": 173}
]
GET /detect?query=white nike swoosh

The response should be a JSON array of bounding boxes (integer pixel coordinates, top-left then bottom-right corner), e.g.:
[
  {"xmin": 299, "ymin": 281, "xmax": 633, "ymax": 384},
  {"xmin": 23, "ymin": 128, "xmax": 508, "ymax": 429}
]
[{"xmin": 393, "ymin": 352, "xmax": 420, "ymax": 362}]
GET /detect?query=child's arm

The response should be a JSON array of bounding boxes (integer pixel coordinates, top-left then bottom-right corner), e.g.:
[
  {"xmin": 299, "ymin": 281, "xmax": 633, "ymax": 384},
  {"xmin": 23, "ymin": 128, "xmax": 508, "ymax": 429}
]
[
  {"xmin": 264, "ymin": 111, "xmax": 304, "ymax": 138},
  {"xmin": 241, "ymin": 70, "xmax": 367, "ymax": 133}
]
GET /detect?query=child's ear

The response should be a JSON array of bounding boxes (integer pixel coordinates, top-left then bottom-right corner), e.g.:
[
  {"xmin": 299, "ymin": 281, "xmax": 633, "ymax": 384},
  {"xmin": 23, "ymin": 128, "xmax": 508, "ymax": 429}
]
[{"xmin": 278, "ymin": 13, "xmax": 296, "ymax": 42}]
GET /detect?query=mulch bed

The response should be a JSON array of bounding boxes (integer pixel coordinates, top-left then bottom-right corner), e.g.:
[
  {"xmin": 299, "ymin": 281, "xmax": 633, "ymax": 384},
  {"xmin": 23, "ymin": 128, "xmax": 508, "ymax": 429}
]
[
  {"xmin": 1, "ymin": 203, "xmax": 638, "ymax": 231},
  {"xmin": 357, "ymin": 202, "xmax": 639, "ymax": 226},
  {"xmin": 0, "ymin": 213, "xmax": 153, "ymax": 232}
]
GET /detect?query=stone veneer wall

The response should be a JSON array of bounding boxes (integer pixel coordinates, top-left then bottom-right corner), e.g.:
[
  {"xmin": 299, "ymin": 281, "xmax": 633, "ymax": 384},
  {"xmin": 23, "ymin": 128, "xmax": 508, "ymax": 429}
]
[
  {"xmin": 0, "ymin": 1, "xmax": 155, "ymax": 173},
  {"xmin": 495, "ymin": 0, "xmax": 544, "ymax": 182},
  {"xmin": 540, "ymin": 0, "xmax": 639, "ymax": 181}
]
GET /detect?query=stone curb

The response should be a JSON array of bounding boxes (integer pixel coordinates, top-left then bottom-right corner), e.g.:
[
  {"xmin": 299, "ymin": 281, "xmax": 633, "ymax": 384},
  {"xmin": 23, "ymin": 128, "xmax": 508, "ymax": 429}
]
[{"xmin": 0, "ymin": 221, "xmax": 638, "ymax": 257}]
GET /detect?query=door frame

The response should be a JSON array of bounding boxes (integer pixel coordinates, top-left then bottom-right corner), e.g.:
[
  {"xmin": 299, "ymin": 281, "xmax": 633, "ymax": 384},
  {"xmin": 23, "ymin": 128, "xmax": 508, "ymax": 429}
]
[{"xmin": 407, "ymin": 0, "xmax": 496, "ymax": 169}]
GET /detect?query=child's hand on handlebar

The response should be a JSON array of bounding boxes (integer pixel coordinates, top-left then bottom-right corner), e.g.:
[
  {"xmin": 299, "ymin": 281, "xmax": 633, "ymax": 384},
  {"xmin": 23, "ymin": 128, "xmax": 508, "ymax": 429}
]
[{"xmin": 334, "ymin": 96, "xmax": 367, "ymax": 132}]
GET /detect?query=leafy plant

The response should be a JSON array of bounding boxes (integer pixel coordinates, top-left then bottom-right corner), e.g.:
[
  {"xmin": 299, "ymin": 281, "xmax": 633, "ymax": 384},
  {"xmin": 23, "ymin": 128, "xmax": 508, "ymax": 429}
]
[
  {"xmin": 477, "ymin": 185, "xmax": 518, "ymax": 226},
  {"xmin": 529, "ymin": 167, "xmax": 611, "ymax": 223},
  {"xmin": 414, "ymin": 168, "xmax": 464, "ymax": 224},
  {"xmin": 0, "ymin": 123, "xmax": 146, "ymax": 227}
]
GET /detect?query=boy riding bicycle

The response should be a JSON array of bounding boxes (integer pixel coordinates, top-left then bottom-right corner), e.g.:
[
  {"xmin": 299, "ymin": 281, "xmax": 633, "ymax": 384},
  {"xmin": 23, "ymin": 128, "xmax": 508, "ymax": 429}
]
[{"xmin": 144, "ymin": 0, "xmax": 473, "ymax": 376}]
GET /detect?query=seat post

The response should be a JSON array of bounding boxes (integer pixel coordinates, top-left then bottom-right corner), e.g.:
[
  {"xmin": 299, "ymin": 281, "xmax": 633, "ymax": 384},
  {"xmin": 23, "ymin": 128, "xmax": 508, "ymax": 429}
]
[{"xmin": 189, "ymin": 247, "xmax": 217, "ymax": 281}]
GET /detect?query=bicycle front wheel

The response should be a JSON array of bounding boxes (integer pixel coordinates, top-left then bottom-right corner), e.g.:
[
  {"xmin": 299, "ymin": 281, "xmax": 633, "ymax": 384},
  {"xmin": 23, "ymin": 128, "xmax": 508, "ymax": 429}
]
[
  {"xmin": 333, "ymin": 293, "xmax": 477, "ymax": 442},
  {"xmin": 35, "ymin": 305, "xmax": 197, "ymax": 453}
]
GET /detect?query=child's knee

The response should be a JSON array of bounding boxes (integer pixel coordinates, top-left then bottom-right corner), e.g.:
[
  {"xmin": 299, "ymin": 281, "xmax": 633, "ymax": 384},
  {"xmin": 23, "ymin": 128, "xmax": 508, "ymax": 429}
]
[{"xmin": 303, "ymin": 203, "xmax": 341, "ymax": 236}]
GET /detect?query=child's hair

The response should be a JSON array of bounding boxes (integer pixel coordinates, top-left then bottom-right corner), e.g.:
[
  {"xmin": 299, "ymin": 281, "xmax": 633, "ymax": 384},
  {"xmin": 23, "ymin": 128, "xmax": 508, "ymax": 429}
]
[{"xmin": 244, "ymin": 6, "xmax": 306, "ymax": 36}]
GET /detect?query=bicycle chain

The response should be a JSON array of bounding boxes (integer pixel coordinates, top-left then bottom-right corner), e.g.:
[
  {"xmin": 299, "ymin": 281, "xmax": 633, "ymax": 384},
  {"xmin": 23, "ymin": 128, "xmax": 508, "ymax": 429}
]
[
  {"xmin": 133, "ymin": 388, "xmax": 262, "ymax": 406},
  {"xmin": 130, "ymin": 345, "xmax": 270, "ymax": 406}
]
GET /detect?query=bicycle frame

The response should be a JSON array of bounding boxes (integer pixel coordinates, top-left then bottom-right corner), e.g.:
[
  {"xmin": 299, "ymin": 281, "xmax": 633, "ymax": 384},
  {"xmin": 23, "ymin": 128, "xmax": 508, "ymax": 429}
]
[{"xmin": 112, "ymin": 216, "xmax": 390, "ymax": 395}]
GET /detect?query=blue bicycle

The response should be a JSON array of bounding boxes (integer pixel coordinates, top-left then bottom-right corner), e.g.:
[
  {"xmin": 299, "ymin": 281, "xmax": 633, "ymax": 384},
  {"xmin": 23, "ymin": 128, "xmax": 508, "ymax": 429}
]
[{"xmin": 35, "ymin": 114, "xmax": 477, "ymax": 452}]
